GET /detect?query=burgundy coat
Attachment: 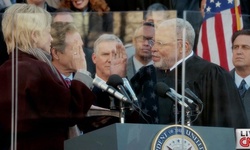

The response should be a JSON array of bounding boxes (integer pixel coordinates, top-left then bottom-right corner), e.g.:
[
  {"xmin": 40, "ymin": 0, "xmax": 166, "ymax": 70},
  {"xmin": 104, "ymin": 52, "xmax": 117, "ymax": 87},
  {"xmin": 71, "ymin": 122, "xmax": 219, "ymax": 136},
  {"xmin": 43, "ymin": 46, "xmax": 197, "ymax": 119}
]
[{"xmin": 0, "ymin": 51, "xmax": 95, "ymax": 150}]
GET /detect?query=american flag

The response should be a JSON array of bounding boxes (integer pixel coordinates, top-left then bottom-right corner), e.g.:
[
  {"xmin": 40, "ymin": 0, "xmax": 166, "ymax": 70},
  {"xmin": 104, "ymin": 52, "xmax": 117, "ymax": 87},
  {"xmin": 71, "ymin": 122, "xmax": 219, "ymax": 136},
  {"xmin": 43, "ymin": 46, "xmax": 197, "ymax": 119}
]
[{"xmin": 197, "ymin": 0, "xmax": 242, "ymax": 71}]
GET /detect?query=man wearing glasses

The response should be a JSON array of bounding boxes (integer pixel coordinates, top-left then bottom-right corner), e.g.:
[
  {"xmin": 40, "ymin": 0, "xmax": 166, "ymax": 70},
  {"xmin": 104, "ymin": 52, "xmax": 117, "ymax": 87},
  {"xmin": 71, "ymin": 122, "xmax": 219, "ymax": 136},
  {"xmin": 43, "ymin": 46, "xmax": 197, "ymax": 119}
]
[
  {"xmin": 126, "ymin": 22, "xmax": 155, "ymax": 80},
  {"xmin": 132, "ymin": 17, "xmax": 249, "ymax": 126},
  {"xmin": 149, "ymin": 18, "xmax": 248, "ymax": 128}
]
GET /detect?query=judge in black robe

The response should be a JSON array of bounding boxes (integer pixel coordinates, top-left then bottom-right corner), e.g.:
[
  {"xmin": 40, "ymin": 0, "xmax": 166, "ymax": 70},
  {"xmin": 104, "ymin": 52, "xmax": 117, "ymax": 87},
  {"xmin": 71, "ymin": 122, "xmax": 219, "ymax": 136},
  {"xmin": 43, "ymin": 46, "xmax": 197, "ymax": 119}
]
[
  {"xmin": 131, "ymin": 18, "xmax": 248, "ymax": 128},
  {"xmin": 157, "ymin": 54, "xmax": 248, "ymax": 127}
]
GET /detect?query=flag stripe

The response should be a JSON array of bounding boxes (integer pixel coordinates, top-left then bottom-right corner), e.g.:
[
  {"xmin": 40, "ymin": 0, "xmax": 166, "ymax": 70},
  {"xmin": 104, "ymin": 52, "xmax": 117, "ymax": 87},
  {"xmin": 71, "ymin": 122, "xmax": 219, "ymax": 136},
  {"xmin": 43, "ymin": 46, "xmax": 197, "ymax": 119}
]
[
  {"xmin": 214, "ymin": 13, "xmax": 229, "ymax": 70},
  {"xmin": 206, "ymin": 17, "xmax": 220, "ymax": 64},
  {"xmin": 197, "ymin": 0, "xmax": 242, "ymax": 71},
  {"xmin": 200, "ymin": 22, "xmax": 210, "ymax": 61}
]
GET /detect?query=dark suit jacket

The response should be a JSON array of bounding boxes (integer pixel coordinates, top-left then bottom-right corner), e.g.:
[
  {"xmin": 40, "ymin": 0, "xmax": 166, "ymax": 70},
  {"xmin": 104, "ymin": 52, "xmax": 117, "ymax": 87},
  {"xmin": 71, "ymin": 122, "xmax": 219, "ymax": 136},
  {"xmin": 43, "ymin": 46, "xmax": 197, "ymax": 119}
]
[
  {"xmin": 240, "ymin": 0, "xmax": 250, "ymax": 29},
  {"xmin": 0, "ymin": 50, "xmax": 95, "ymax": 150},
  {"xmin": 126, "ymin": 56, "xmax": 136, "ymax": 80},
  {"xmin": 84, "ymin": 47, "xmax": 95, "ymax": 76},
  {"xmin": 230, "ymin": 69, "xmax": 250, "ymax": 124}
]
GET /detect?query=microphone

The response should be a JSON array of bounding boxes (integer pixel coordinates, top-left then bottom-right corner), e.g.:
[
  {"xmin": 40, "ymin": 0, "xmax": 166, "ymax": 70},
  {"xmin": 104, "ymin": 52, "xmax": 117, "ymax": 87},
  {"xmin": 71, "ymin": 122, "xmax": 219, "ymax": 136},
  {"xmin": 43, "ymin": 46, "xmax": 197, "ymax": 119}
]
[
  {"xmin": 169, "ymin": 88, "xmax": 195, "ymax": 105},
  {"xmin": 107, "ymin": 74, "xmax": 133, "ymax": 124},
  {"xmin": 154, "ymin": 82, "xmax": 190, "ymax": 108},
  {"xmin": 107, "ymin": 74, "xmax": 132, "ymax": 103},
  {"xmin": 185, "ymin": 88, "xmax": 203, "ymax": 105},
  {"xmin": 93, "ymin": 77, "xmax": 131, "ymax": 103},
  {"xmin": 122, "ymin": 78, "xmax": 138, "ymax": 103}
]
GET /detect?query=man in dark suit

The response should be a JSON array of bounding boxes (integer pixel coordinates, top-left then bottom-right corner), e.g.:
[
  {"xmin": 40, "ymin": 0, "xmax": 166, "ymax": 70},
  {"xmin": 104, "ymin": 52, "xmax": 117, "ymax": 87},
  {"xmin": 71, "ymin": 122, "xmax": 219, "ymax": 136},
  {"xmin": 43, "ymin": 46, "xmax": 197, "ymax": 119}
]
[
  {"xmin": 91, "ymin": 34, "xmax": 127, "ymax": 108},
  {"xmin": 52, "ymin": 11, "xmax": 96, "ymax": 76},
  {"xmin": 83, "ymin": 33, "xmax": 129, "ymax": 132},
  {"xmin": 126, "ymin": 22, "xmax": 155, "ymax": 80},
  {"xmin": 50, "ymin": 21, "xmax": 92, "ymax": 138},
  {"xmin": 230, "ymin": 29, "xmax": 250, "ymax": 124}
]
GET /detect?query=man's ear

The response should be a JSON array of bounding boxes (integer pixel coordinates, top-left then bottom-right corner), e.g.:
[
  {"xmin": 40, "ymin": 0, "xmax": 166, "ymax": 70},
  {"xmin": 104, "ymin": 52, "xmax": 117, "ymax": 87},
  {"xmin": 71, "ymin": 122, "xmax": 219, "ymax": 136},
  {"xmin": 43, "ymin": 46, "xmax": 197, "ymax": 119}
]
[
  {"xmin": 92, "ymin": 53, "xmax": 97, "ymax": 64},
  {"xmin": 178, "ymin": 41, "xmax": 183, "ymax": 53},
  {"xmin": 51, "ymin": 48, "xmax": 59, "ymax": 60},
  {"xmin": 179, "ymin": 41, "xmax": 189, "ymax": 54},
  {"xmin": 132, "ymin": 37, "xmax": 137, "ymax": 46},
  {"xmin": 184, "ymin": 41, "xmax": 191, "ymax": 53}
]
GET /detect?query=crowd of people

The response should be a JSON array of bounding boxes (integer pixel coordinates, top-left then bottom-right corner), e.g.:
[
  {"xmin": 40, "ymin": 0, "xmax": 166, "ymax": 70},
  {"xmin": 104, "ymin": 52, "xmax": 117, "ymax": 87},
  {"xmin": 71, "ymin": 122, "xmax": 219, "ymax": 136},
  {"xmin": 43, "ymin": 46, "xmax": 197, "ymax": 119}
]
[{"xmin": 0, "ymin": 0, "xmax": 250, "ymax": 150}]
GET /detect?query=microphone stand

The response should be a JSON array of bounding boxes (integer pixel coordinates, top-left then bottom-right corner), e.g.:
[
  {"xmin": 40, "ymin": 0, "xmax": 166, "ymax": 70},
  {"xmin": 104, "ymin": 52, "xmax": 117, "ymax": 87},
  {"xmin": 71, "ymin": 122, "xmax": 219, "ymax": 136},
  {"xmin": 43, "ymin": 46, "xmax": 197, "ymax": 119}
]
[
  {"xmin": 185, "ymin": 108, "xmax": 191, "ymax": 126},
  {"xmin": 185, "ymin": 103, "xmax": 201, "ymax": 126},
  {"xmin": 119, "ymin": 101, "xmax": 125, "ymax": 123}
]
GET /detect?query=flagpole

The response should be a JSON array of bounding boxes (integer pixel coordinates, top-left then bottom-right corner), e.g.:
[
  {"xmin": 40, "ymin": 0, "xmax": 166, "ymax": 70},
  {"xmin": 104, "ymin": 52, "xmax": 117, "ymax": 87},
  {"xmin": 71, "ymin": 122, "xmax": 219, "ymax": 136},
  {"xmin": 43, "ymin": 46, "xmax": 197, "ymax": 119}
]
[{"xmin": 235, "ymin": 0, "xmax": 241, "ymax": 30}]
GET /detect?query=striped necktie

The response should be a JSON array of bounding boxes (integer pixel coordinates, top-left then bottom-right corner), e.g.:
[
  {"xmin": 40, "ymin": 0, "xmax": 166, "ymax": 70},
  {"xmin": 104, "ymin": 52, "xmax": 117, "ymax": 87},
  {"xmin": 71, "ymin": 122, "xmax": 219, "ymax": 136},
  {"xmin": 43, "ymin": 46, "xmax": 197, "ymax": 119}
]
[
  {"xmin": 65, "ymin": 78, "xmax": 71, "ymax": 88},
  {"xmin": 239, "ymin": 79, "xmax": 247, "ymax": 98}
]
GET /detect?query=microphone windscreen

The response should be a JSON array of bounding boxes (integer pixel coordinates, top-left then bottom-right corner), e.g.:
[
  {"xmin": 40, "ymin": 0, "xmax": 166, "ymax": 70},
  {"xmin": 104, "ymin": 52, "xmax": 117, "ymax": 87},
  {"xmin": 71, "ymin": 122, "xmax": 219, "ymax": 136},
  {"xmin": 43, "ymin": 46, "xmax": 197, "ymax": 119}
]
[
  {"xmin": 154, "ymin": 82, "xmax": 171, "ymax": 97},
  {"xmin": 107, "ymin": 74, "xmax": 124, "ymax": 87}
]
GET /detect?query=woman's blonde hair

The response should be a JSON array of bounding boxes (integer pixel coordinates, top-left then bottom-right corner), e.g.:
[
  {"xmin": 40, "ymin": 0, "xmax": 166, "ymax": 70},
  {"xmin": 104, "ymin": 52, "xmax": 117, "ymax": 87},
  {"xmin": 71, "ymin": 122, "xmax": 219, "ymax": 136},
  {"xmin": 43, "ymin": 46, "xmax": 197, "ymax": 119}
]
[
  {"xmin": 2, "ymin": 3, "xmax": 52, "ymax": 54},
  {"xmin": 2, "ymin": 4, "xmax": 62, "ymax": 80}
]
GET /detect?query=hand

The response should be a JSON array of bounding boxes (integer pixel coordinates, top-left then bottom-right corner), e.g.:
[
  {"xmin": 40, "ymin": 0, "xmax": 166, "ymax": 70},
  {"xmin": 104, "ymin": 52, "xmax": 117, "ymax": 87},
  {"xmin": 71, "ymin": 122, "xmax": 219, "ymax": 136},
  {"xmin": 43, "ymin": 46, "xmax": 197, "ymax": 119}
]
[
  {"xmin": 110, "ymin": 43, "xmax": 127, "ymax": 77},
  {"xmin": 72, "ymin": 42, "xmax": 87, "ymax": 71},
  {"xmin": 91, "ymin": 116, "xmax": 112, "ymax": 128}
]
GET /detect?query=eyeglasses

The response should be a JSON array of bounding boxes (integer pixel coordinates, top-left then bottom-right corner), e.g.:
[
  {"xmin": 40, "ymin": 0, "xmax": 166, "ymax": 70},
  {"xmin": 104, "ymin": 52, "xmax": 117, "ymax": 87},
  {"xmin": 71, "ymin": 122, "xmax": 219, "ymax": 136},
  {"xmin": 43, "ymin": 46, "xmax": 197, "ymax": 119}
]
[
  {"xmin": 135, "ymin": 35, "xmax": 154, "ymax": 47},
  {"xmin": 153, "ymin": 41, "xmax": 171, "ymax": 48},
  {"xmin": 153, "ymin": 39, "xmax": 182, "ymax": 48}
]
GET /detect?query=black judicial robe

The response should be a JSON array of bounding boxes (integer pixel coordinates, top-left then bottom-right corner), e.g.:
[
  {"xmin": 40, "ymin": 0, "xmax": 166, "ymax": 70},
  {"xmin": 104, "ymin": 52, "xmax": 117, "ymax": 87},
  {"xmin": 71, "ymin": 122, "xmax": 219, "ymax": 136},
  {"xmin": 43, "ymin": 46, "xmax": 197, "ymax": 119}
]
[
  {"xmin": 157, "ymin": 54, "xmax": 248, "ymax": 128},
  {"xmin": 131, "ymin": 54, "xmax": 248, "ymax": 127}
]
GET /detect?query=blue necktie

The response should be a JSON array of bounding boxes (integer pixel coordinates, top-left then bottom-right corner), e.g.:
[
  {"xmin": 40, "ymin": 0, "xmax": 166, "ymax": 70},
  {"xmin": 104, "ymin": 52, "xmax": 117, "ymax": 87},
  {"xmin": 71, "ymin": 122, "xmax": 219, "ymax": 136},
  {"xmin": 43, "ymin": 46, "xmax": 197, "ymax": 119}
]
[{"xmin": 239, "ymin": 79, "xmax": 247, "ymax": 98}]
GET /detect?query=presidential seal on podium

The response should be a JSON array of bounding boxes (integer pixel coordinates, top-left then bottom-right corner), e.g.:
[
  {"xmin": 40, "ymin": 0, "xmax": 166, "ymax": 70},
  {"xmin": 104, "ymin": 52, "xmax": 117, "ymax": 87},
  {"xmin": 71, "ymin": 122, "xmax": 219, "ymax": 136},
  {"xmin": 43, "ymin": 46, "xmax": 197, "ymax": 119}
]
[{"xmin": 151, "ymin": 125, "xmax": 207, "ymax": 150}]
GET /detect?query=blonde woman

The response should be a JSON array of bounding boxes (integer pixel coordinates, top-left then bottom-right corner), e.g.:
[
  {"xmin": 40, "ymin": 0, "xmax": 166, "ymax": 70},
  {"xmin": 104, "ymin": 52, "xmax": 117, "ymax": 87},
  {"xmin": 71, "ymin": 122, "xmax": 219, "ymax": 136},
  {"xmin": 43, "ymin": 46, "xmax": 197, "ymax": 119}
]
[{"xmin": 0, "ymin": 4, "xmax": 95, "ymax": 150}]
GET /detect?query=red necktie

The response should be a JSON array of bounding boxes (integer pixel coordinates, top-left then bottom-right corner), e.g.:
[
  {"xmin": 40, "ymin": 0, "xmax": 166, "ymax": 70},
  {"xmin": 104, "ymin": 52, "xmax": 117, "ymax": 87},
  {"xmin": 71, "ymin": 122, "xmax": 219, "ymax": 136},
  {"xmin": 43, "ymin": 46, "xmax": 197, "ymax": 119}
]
[{"xmin": 65, "ymin": 78, "xmax": 71, "ymax": 88}]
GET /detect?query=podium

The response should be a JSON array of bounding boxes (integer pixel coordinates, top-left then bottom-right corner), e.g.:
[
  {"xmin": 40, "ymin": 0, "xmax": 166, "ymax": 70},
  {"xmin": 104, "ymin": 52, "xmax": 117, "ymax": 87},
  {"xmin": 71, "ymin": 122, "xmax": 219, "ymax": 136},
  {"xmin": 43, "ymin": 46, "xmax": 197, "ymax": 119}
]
[{"xmin": 64, "ymin": 123, "xmax": 236, "ymax": 150}]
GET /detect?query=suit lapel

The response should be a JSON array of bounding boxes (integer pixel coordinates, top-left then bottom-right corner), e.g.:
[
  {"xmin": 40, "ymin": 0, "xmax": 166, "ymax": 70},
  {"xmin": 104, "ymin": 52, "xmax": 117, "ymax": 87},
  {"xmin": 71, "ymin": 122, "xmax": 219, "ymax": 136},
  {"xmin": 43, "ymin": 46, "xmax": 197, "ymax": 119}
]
[{"xmin": 127, "ymin": 57, "xmax": 136, "ymax": 80}]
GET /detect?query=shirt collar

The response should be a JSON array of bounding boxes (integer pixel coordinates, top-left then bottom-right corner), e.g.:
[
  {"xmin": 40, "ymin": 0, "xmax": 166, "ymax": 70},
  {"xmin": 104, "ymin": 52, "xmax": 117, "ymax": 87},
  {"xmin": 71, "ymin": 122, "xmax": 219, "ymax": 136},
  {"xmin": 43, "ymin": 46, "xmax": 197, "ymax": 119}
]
[
  {"xmin": 235, "ymin": 72, "xmax": 250, "ymax": 89},
  {"xmin": 61, "ymin": 73, "xmax": 73, "ymax": 80},
  {"xmin": 133, "ymin": 56, "xmax": 153, "ymax": 73},
  {"xmin": 94, "ymin": 74, "xmax": 106, "ymax": 82},
  {"xmin": 170, "ymin": 51, "xmax": 194, "ymax": 71}
]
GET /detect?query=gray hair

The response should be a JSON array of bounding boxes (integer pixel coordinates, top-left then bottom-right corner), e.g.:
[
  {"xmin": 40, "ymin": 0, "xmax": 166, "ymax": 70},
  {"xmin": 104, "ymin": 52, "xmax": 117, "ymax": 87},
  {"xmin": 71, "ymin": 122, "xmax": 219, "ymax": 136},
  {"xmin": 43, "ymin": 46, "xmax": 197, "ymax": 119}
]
[
  {"xmin": 51, "ymin": 22, "xmax": 78, "ymax": 53},
  {"xmin": 93, "ymin": 34, "xmax": 123, "ymax": 54},
  {"xmin": 159, "ymin": 18, "xmax": 195, "ymax": 49}
]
